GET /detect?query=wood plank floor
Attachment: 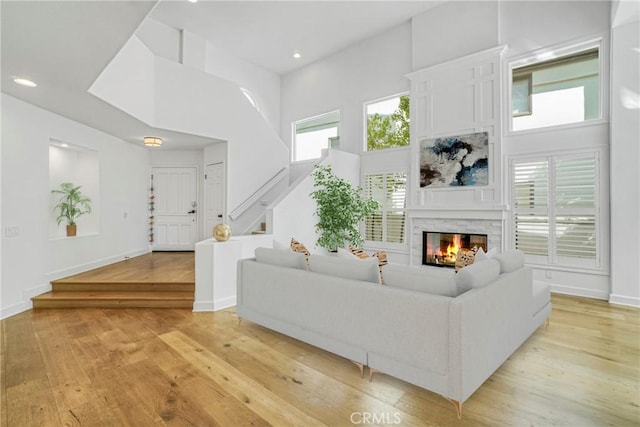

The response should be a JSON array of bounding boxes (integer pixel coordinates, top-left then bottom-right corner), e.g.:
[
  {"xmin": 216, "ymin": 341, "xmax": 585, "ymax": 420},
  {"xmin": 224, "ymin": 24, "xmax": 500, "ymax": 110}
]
[
  {"xmin": 2, "ymin": 295, "xmax": 638, "ymax": 426},
  {"xmin": 32, "ymin": 252, "xmax": 195, "ymax": 309}
]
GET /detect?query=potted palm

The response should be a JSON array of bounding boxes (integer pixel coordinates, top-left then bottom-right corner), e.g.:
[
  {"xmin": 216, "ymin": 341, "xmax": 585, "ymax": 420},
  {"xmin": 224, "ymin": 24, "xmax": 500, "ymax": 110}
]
[
  {"xmin": 52, "ymin": 182, "xmax": 92, "ymax": 237},
  {"xmin": 310, "ymin": 165, "xmax": 379, "ymax": 252}
]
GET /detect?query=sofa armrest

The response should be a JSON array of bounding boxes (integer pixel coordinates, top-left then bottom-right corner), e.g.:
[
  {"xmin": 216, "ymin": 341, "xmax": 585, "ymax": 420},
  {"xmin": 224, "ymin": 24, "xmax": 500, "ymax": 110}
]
[{"xmin": 448, "ymin": 267, "xmax": 533, "ymax": 402}]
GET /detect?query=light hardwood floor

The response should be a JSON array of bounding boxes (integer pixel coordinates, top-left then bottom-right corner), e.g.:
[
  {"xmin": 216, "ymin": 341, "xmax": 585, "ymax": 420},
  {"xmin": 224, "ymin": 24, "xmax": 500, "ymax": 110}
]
[{"xmin": 1, "ymin": 294, "xmax": 638, "ymax": 426}]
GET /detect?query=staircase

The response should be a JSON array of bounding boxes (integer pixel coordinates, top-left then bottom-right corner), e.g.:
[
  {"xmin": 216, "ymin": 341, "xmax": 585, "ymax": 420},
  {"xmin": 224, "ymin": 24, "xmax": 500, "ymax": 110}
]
[{"xmin": 31, "ymin": 253, "xmax": 195, "ymax": 309}]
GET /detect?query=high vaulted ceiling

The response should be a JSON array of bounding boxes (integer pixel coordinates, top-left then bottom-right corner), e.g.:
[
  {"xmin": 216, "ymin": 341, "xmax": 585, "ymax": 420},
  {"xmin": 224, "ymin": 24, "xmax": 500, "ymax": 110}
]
[{"xmin": 2, "ymin": 0, "xmax": 444, "ymax": 149}]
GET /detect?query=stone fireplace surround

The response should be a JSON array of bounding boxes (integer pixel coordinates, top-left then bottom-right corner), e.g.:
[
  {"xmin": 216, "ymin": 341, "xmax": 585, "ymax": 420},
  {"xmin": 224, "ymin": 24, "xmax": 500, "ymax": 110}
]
[{"xmin": 408, "ymin": 208, "xmax": 507, "ymax": 267}]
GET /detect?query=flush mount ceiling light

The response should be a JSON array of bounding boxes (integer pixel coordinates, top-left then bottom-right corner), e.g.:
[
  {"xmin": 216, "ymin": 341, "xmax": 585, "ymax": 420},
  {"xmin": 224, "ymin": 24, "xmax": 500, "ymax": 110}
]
[
  {"xmin": 144, "ymin": 136, "xmax": 162, "ymax": 147},
  {"xmin": 13, "ymin": 77, "xmax": 37, "ymax": 88},
  {"xmin": 293, "ymin": 51, "xmax": 301, "ymax": 59}
]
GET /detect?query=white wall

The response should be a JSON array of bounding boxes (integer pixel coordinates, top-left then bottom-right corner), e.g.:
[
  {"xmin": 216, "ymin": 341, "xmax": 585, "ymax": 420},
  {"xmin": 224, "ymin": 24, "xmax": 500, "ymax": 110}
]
[
  {"xmin": 412, "ymin": 1, "xmax": 499, "ymax": 69},
  {"xmin": 206, "ymin": 44, "xmax": 281, "ymax": 132},
  {"xmin": 1, "ymin": 94, "xmax": 150, "ymax": 318},
  {"xmin": 281, "ymin": 21, "xmax": 413, "ymax": 158},
  {"xmin": 91, "ymin": 35, "xmax": 289, "ymax": 227},
  {"xmin": 609, "ymin": 13, "xmax": 640, "ymax": 307},
  {"xmin": 279, "ymin": 0, "xmax": 625, "ymax": 302},
  {"xmin": 136, "ymin": 18, "xmax": 282, "ymax": 133},
  {"xmin": 268, "ymin": 149, "xmax": 360, "ymax": 252}
]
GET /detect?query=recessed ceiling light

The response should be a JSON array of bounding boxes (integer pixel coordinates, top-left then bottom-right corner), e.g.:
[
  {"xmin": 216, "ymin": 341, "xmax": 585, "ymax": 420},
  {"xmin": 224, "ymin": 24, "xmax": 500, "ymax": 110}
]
[
  {"xmin": 293, "ymin": 51, "xmax": 301, "ymax": 59},
  {"xmin": 14, "ymin": 78, "xmax": 37, "ymax": 88},
  {"xmin": 188, "ymin": 0, "xmax": 197, "ymax": 3}
]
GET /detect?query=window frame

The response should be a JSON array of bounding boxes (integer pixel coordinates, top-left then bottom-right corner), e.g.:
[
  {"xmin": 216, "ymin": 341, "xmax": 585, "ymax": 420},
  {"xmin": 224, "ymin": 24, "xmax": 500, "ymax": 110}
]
[
  {"xmin": 509, "ymin": 150, "xmax": 605, "ymax": 273},
  {"xmin": 363, "ymin": 93, "xmax": 410, "ymax": 153},
  {"xmin": 362, "ymin": 170, "xmax": 408, "ymax": 251},
  {"xmin": 506, "ymin": 36, "xmax": 607, "ymax": 136},
  {"xmin": 291, "ymin": 110, "xmax": 340, "ymax": 163}
]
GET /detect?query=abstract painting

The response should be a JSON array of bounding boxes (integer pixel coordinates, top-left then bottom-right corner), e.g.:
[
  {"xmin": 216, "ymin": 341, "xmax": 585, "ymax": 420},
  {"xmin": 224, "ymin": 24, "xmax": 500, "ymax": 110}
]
[{"xmin": 419, "ymin": 132, "xmax": 489, "ymax": 188}]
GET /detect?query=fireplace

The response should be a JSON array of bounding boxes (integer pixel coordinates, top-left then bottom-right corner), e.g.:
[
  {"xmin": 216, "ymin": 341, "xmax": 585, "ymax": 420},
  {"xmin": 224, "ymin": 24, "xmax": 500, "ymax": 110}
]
[{"xmin": 422, "ymin": 231, "xmax": 488, "ymax": 268}]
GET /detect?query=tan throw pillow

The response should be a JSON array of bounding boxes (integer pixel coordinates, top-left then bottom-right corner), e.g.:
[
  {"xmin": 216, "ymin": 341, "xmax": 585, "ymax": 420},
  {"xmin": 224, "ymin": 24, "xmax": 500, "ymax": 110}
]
[
  {"xmin": 348, "ymin": 246, "xmax": 388, "ymax": 283},
  {"xmin": 454, "ymin": 246, "xmax": 478, "ymax": 273},
  {"xmin": 348, "ymin": 245, "xmax": 369, "ymax": 260},
  {"xmin": 290, "ymin": 238, "xmax": 311, "ymax": 269}
]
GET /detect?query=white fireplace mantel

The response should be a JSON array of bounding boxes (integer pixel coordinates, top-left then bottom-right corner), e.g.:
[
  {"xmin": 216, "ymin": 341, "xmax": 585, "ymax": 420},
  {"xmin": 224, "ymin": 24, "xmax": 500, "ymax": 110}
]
[
  {"xmin": 407, "ymin": 205, "xmax": 509, "ymax": 221},
  {"xmin": 408, "ymin": 206, "xmax": 509, "ymax": 266}
]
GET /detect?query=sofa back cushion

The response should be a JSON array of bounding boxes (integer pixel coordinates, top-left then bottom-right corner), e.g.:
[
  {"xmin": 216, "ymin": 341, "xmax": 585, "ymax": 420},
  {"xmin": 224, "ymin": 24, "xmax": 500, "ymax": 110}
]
[
  {"xmin": 309, "ymin": 255, "xmax": 381, "ymax": 284},
  {"xmin": 454, "ymin": 259, "xmax": 501, "ymax": 294},
  {"xmin": 494, "ymin": 249, "xmax": 525, "ymax": 273},
  {"xmin": 382, "ymin": 265, "xmax": 457, "ymax": 297},
  {"xmin": 255, "ymin": 247, "xmax": 307, "ymax": 270}
]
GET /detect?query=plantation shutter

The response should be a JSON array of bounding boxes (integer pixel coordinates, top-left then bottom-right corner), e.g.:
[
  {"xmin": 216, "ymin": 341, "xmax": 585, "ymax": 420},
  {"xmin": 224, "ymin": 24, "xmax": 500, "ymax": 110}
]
[
  {"xmin": 364, "ymin": 172, "xmax": 407, "ymax": 245},
  {"xmin": 386, "ymin": 173, "xmax": 407, "ymax": 244},
  {"xmin": 512, "ymin": 152, "xmax": 600, "ymax": 269},
  {"xmin": 513, "ymin": 160, "xmax": 549, "ymax": 256},
  {"xmin": 554, "ymin": 156, "xmax": 597, "ymax": 260},
  {"xmin": 364, "ymin": 174, "xmax": 384, "ymax": 242}
]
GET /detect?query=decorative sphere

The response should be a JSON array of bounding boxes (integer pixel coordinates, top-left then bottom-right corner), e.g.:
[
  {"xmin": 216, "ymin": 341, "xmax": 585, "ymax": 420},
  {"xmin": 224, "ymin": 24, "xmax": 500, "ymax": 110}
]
[{"xmin": 213, "ymin": 223, "xmax": 232, "ymax": 242}]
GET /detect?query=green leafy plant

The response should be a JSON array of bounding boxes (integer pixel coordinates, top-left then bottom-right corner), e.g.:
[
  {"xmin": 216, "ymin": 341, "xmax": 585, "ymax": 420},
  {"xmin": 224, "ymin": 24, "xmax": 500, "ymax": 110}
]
[
  {"xmin": 51, "ymin": 182, "xmax": 92, "ymax": 227},
  {"xmin": 311, "ymin": 165, "xmax": 379, "ymax": 251}
]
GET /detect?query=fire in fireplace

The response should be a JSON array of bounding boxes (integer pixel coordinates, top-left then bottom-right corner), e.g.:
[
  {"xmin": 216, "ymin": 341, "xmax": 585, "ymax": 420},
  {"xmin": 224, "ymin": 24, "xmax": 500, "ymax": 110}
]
[{"xmin": 422, "ymin": 231, "xmax": 488, "ymax": 268}]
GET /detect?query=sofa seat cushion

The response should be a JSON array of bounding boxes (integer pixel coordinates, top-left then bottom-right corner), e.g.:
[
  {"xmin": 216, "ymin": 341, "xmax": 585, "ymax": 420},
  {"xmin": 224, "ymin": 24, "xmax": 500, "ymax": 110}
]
[
  {"xmin": 454, "ymin": 259, "xmax": 501, "ymax": 294},
  {"xmin": 532, "ymin": 280, "xmax": 551, "ymax": 315},
  {"xmin": 309, "ymin": 254, "xmax": 381, "ymax": 284},
  {"xmin": 382, "ymin": 265, "xmax": 457, "ymax": 297},
  {"xmin": 255, "ymin": 247, "xmax": 307, "ymax": 270}
]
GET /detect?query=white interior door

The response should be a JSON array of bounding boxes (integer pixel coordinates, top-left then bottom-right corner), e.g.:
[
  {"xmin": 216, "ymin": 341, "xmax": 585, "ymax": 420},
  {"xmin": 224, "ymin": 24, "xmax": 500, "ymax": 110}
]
[
  {"xmin": 205, "ymin": 162, "xmax": 226, "ymax": 236},
  {"xmin": 152, "ymin": 167, "xmax": 198, "ymax": 251}
]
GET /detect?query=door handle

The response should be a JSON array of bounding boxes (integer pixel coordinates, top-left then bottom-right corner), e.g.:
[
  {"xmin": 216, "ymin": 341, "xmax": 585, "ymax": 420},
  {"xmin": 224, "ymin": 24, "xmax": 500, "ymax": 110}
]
[
  {"xmin": 217, "ymin": 214, "xmax": 223, "ymax": 218},
  {"xmin": 188, "ymin": 210, "xmax": 196, "ymax": 214}
]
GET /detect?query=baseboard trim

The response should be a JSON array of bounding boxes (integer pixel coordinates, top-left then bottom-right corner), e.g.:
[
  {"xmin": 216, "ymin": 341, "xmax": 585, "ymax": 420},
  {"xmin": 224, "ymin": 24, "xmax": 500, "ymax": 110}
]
[
  {"xmin": 192, "ymin": 301, "xmax": 215, "ymax": 312},
  {"xmin": 1, "ymin": 302, "xmax": 31, "ymax": 320},
  {"xmin": 1, "ymin": 247, "xmax": 151, "ymax": 320},
  {"xmin": 608, "ymin": 294, "xmax": 640, "ymax": 308},
  {"xmin": 193, "ymin": 297, "xmax": 236, "ymax": 312},
  {"xmin": 551, "ymin": 284, "xmax": 609, "ymax": 301},
  {"xmin": 45, "ymin": 248, "xmax": 150, "ymax": 283},
  {"xmin": 213, "ymin": 296, "xmax": 236, "ymax": 311}
]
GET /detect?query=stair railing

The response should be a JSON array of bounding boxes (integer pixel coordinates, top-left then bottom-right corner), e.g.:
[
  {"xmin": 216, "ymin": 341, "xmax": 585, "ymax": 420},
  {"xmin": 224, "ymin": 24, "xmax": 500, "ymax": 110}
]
[{"xmin": 228, "ymin": 167, "xmax": 288, "ymax": 221}]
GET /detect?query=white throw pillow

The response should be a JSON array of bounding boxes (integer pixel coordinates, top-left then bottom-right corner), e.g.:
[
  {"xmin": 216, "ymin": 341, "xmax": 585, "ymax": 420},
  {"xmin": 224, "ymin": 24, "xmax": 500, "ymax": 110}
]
[
  {"xmin": 474, "ymin": 247, "xmax": 499, "ymax": 263},
  {"xmin": 309, "ymin": 255, "xmax": 381, "ymax": 284},
  {"xmin": 494, "ymin": 249, "xmax": 525, "ymax": 273},
  {"xmin": 454, "ymin": 259, "xmax": 501, "ymax": 294},
  {"xmin": 255, "ymin": 247, "xmax": 307, "ymax": 270}
]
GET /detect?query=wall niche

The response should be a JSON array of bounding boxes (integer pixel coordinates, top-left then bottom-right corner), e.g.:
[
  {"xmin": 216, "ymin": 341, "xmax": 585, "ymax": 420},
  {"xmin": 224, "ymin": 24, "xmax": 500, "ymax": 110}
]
[{"xmin": 49, "ymin": 140, "xmax": 100, "ymax": 238}]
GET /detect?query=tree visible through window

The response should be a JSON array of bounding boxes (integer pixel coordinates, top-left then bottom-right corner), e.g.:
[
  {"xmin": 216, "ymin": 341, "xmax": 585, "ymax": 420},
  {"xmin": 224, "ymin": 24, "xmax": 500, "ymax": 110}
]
[{"xmin": 366, "ymin": 95, "xmax": 410, "ymax": 151}]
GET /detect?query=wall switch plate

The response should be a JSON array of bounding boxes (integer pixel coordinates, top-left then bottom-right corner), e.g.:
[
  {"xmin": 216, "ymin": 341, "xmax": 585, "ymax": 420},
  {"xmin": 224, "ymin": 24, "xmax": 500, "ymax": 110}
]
[{"xmin": 545, "ymin": 270, "xmax": 552, "ymax": 279}]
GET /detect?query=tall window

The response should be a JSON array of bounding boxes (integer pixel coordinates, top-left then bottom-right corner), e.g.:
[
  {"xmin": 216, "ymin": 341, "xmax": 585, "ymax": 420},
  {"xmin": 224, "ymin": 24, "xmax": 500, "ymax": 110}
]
[
  {"xmin": 364, "ymin": 172, "xmax": 407, "ymax": 246},
  {"xmin": 365, "ymin": 94, "xmax": 410, "ymax": 151},
  {"xmin": 511, "ymin": 153, "xmax": 600, "ymax": 270},
  {"xmin": 292, "ymin": 111, "xmax": 339, "ymax": 162},
  {"xmin": 511, "ymin": 43, "xmax": 600, "ymax": 132}
]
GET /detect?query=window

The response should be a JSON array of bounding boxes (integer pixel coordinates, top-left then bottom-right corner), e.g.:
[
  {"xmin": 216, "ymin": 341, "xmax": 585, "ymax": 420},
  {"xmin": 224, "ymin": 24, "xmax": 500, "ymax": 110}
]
[
  {"xmin": 511, "ymin": 44, "xmax": 600, "ymax": 132},
  {"xmin": 292, "ymin": 111, "xmax": 339, "ymax": 162},
  {"xmin": 365, "ymin": 94, "xmax": 410, "ymax": 151},
  {"xmin": 364, "ymin": 172, "xmax": 407, "ymax": 245},
  {"xmin": 511, "ymin": 153, "xmax": 600, "ymax": 269}
]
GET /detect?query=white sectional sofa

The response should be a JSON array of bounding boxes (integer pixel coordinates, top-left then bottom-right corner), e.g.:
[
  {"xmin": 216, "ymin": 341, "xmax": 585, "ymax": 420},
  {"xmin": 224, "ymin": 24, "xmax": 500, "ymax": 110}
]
[{"xmin": 236, "ymin": 248, "xmax": 550, "ymax": 417}]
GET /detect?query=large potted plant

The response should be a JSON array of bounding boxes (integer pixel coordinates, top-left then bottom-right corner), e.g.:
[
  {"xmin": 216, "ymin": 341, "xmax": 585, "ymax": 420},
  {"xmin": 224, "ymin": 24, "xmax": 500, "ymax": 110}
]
[
  {"xmin": 311, "ymin": 165, "xmax": 379, "ymax": 252},
  {"xmin": 52, "ymin": 182, "xmax": 92, "ymax": 237}
]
